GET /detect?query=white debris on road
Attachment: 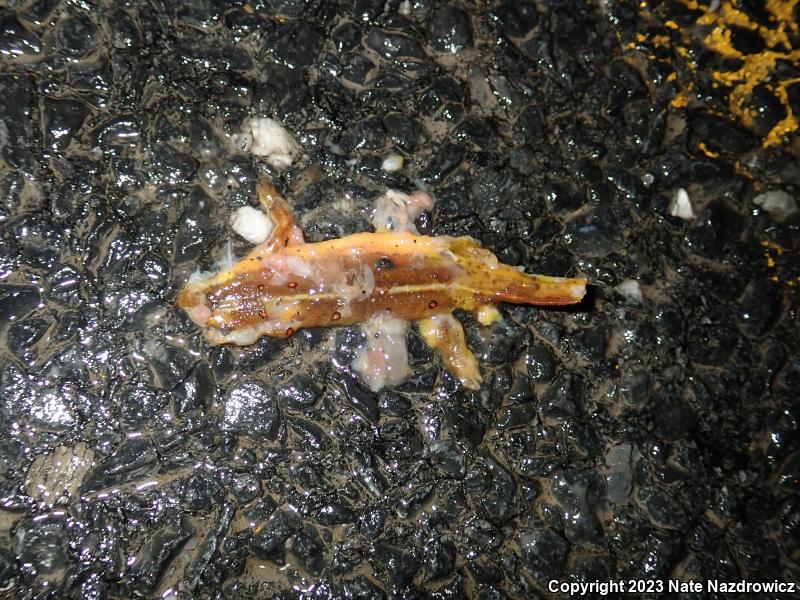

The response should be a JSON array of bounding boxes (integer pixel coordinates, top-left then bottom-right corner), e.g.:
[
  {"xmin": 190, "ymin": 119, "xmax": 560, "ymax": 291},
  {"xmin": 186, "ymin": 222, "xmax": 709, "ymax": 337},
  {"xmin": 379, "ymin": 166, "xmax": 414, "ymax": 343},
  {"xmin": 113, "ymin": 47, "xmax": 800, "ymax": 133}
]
[
  {"xmin": 381, "ymin": 153, "xmax": 404, "ymax": 172},
  {"xmin": 235, "ymin": 117, "xmax": 300, "ymax": 168},
  {"xmin": 753, "ymin": 190, "xmax": 797, "ymax": 216},
  {"xmin": 230, "ymin": 205, "xmax": 273, "ymax": 245},
  {"xmin": 668, "ymin": 187, "xmax": 694, "ymax": 220},
  {"xmin": 616, "ymin": 279, "xmax": 643, "ymax": 304}
]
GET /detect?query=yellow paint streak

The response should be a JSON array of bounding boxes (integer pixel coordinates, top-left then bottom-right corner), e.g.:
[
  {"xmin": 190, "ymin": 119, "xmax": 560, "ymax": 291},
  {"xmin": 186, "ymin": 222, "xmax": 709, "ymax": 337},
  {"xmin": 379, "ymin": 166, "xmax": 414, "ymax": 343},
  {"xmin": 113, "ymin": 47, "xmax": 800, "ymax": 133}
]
[
  {"xmin": 760, "ymin": 240, "xmax": 784, "ymax": 255},
  {"xmin": 733, "ymin": 161, "xmax": 752, "ymax": 180},
  {"xmin": 759, "ymin": 240, "xmax": 799, "ymax": 286},
  {"xmin": 650, "ymin": 34, "xmax": 672, "ymax": 48},
  {"xmin": 689, "ymin": 0, "xmax": 800, "ymax": 146},
  {"xmin": 698, "ymin": 142, "xmax": 719, "ymax": 158},
  {"xmin": 630, "ymin": 0, "xmax": 800, "ymax": 147},
  {"xmin": 671, "ymin": 90, "xmax": 691, "ymax": 108}
]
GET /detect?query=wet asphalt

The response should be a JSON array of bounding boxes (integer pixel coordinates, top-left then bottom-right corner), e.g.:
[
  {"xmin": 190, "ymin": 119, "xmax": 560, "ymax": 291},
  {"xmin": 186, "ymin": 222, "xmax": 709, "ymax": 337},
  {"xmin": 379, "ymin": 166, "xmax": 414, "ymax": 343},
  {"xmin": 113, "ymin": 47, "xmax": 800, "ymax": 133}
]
[{"xmin": 0, "ymin": 1, "xmax": 799, "ymax": 598}]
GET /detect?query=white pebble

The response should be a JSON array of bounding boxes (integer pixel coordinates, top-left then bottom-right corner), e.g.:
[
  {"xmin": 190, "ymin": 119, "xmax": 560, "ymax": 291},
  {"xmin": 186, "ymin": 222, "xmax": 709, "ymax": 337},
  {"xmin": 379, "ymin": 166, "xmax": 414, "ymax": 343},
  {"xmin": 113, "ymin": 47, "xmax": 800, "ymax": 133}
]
[
  {"xmin": 753, "ymin": 190, "xmax": 797, "ymax": 216},
  {"xmin": 668, "ymin": 188, "xmax": 694, "ymax": 220},
  {"xmin": 616, "ymin": 279, "xmax": 643, "ymax": 304},
  {"xmin": 230, "ymin": 205, "xmax": 273, "ymax": 245},
  {"xmin": 242, "ymin": 117, "xmax": 299, "ymax": 169},
  {"xmin": 381, "ymin": 154, "xmax": 404, "ymax": 172}
]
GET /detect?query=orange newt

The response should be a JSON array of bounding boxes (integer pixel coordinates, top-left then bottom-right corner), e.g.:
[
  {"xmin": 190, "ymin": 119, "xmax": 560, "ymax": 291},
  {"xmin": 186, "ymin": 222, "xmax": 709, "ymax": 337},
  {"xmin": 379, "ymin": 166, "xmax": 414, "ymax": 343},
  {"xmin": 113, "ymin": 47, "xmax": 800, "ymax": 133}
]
[{"xmin": 177, "ymin": 179, "xmax": 587, "ymax": 390}]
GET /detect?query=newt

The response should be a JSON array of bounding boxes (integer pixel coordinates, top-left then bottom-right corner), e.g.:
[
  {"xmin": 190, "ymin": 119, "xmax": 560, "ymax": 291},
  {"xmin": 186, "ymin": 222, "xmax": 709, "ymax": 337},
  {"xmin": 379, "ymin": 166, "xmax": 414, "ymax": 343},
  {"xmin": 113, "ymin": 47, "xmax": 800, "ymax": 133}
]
[{"xmin": 177, "ymin": 179, "xmax": 587, "ymax": 390}]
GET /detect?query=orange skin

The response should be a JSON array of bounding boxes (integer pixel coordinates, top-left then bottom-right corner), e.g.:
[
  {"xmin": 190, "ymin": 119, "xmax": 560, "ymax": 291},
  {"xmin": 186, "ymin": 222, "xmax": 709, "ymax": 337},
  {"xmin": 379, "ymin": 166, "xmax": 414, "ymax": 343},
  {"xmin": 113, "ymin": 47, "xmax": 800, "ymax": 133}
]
[{"xmin": 177, "ymin": 179, "xmax": 587, "ymax": 388}]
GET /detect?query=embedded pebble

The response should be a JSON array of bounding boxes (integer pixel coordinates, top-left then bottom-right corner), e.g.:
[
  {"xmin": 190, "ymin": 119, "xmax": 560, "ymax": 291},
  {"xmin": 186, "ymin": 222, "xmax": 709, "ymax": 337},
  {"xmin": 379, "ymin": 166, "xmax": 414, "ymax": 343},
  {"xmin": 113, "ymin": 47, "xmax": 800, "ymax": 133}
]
[
  {"xmin": 668, "ymin": 187, "xmax": 694, "ymax": 220},
  {"xmin": 428, "ymin": 8, "xmax": 472, "ymax": 53},
  {"xmin": 0, "ymin": 284, "xmax": 41, "ymax": 323},
  {"xmin": 689, "ymin": 113, "xmax": 754, "ymax": 154},
  {"xmin": 605, "ymin": 443, "xmax": 633, "ymax": 503},
  {"xmin": 685, "ymin": 202, "xmax": 743, "ymax": 259},
  {"xmin": 422, "ymin": 536, "xmax": 456, "ymax": 580},
  {"xmin": 0, "ymin": 14, "xmax": 41, "ymax": 56},
  {"xmin": 429, "ymin": 440, "xmax": 466, "ymax": 478},
  {"xmin": 56, "ymin": 14, "xmax": 98, "ymax": 56},
  {"xmin": 550, "ymin": 468, "xmax": 603, "ymax": 542},
  {"xmin": 738, "ymin": 279, "xmax": 782, "ymax": 337},
  {"xmin": 516, "ymin": 528, "xmax": 568, "ymax": 585},
  {"xmin": 383, "ymin": 113, "xmax": 423, "ymax": 152},
  {"xmin": 173, "ymin": 362, "xmax": 215, "ymax": 415},
  {"xmin": 381, "ymin": 153, "xmax": 404, "ymax": 172},
  {"xmin": 250, "ymin": 508, "xmax": 302, "ymax": 559},
  {"xmin": 753, "ymin": 190, "xmax": 797, "ymax": 216},
  {"xmin": 287, "ymin": 525, "xmax": 325, "ymax": 575},
  {"xmin": 564, "ymin": 206, "xmax": 621, "ymax": 257},
  {"xmin": 25, "ymin": 443, "xmax": 95, "ymax": 505},
  {"xmin": 182, "ymin": 471, "xmax": 223, "ymax": 511},
  {"xmin": 616, "ymin": 279, "xmax": 643, "ymax": 304},
  {"xmin": 80, "ymin": 438, "xmax": 157, "ymax": 493},
  {"xmin": 636, "ymin": 486, "xmax": 689, "ymax": 531},
  {"xmin": 129, "ymin": 518, "xmax": 194, "ymax": 589},
  {"xmin": 539, "ymin": 372, "xmax": 584, "ymax": 420},
  {"xmin": 7, "ymin": 316, "xmax": 48, "ymax": 361},
  {"xmin": 271, "ymin": 22, "xmax": 324, "ymax": 68},
  {"xmin": 221, "ymin": 380, "xmax": 280, "ymax": 440},
  {"xmin": 276, "ymin": 374, "xmax": 321, "ymax": 411},
  {"xmin": 14, "ymin": 517, "xmax": 67, "ymax": 576},
  {"xmin": 367, "ymin": 29, "xmax": 425, "ymax": 60},
  {"xmin": 368, "ymin": 543, "xmax": 419, "ymax": 587}
]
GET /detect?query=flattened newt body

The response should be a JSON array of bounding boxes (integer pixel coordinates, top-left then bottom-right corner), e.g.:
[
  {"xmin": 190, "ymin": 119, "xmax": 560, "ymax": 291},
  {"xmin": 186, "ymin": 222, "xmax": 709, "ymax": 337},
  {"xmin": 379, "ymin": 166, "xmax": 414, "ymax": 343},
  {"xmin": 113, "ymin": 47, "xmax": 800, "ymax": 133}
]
[{"xmin": 178, "ymin": 179, "xmax": 587, "ymax": 390}]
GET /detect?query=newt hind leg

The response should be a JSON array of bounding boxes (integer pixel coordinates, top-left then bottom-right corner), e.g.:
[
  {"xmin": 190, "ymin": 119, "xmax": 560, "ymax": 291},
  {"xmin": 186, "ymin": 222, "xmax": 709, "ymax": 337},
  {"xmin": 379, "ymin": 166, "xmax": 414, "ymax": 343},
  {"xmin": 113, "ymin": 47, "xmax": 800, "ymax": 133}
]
[{"xmin": 418, "ymin": 314, "xmax": 482, "ymax": 390}]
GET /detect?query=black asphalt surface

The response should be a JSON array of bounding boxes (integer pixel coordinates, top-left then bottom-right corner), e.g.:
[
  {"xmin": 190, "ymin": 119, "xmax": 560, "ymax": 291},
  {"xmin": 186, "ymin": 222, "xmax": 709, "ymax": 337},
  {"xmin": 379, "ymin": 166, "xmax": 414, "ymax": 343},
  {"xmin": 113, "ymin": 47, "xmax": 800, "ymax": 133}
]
[{"xmin": 0, "ymin": 1, "xmax": 798, "ymax": 598}]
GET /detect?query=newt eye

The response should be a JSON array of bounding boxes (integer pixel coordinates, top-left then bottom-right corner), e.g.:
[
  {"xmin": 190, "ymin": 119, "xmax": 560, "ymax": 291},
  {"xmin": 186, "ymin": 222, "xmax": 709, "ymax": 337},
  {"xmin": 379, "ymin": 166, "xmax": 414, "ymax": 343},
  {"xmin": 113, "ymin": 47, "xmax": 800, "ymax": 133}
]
[{"xmin": 374, "ymin": 256, "xmax": 394, "ymax": 271}]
